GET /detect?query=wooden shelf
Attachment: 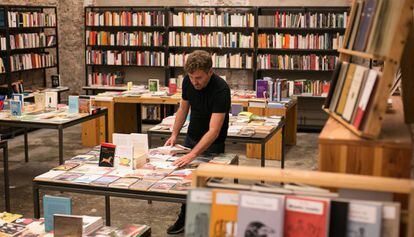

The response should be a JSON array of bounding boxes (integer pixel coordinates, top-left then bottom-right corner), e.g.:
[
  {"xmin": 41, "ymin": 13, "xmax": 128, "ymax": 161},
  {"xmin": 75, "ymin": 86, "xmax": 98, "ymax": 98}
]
[
  {"xmin": 10, "ymin": 45, "xmax": 57, "ymax": 53},
  {"xmin": 337, "ymin": 48, "xmax": 387, "ymax": 61},
  {"xmin": 10, "ymin": 65, "xmax": 57, "ymax": 73}
]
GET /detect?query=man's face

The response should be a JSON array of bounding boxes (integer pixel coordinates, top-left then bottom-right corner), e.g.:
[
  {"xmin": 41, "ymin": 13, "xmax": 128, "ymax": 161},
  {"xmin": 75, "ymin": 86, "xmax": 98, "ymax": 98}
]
[{"xmin": 188, "ymin": 69, "xmax": 212, "ymax": 90}]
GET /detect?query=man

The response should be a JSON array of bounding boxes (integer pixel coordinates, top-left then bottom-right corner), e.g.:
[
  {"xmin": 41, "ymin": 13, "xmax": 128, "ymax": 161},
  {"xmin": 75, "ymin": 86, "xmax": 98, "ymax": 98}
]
[{"xmin": 165, "ymin": 50, "xmax": 231, "ymax": 234}]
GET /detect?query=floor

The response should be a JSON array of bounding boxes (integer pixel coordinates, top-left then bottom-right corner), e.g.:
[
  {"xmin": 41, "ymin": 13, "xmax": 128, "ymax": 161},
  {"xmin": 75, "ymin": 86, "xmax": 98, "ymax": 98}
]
[{"xmin": 0, "ymin": 124, "xmax": 319, "ymax": 237}]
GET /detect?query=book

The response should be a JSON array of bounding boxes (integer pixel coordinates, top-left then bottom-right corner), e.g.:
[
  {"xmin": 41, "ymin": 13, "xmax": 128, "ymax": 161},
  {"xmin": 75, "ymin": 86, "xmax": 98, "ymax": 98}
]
[
  {"xmin": 45, "ymin": 91, "xmax": 58, "ymax": 109},
  {"xmin": 336, "ymin": 63, "xmax": 356, "ymax": 115},
  {"xmin": 34, "ymin": 92, "xmax": 46, "ymax": 111},
  {"xmin": 51, "ymin": 75, "xmax": 60, "ymax": 88},
  {"xmin": 148, "ymin": 79, "xmax": 159, "ymax": 92},
  {"xmin": 108, "ymin": 177, "xmax": 139, "ymax": 188},
  {"xmin": 78, "ymin": 96, "xmax": 91, "ymax": 114},
  {"xmin": 353, "ymin": 0, "xmax": 379, "ymax": 51},
  {"xmin": 284, "ymin": 195, "xmax": 330, "ymax": 237},
  {"xmin": 73, "ymin": 174, "xmax": 102, "ymax": 184},
  {"xmin": 114, "ymin": 145, "xmax": 134, "ymax": 170},
  {"xmin": 185, "ymin": 189, "xmax": 212, "ymax": 237},
  {"xmin": 129, "ymin": 179, "xmax": 156, "ymax": 191},
  {"xmin": 329, "ymin": 62, "xmax": 349, "ymax": 112},
  {"xmin": 323, "ymin": 62, "xmax": 342, "ymax": 109},
  {"xmin": 43, "ymin": 195, "xmax": 72, "ymax": 232},
  {"xmin": 209, "ymin": 189, "xmax": 239, "ymax": 237},
  {"xmin": 353, "ymin": 70, "xmax": 379, "ymax": 129},
  {"xmin": 0, "ymin": 222, "xmax": 26, "ymax": 236},
  {"xmin": 169, "ymin": 78, "xmax": 177, "ymax": 94},
  {"xmin": 99, "ymin": 143, "xmax": 116, "ymax": 167},
  {"xmin": 149, "ymin": 179, "xmax": 178, "ymax": 192},
  {"xmin": 68, "ymin": 95, "xmax": 79, "ymax": 114},
  {"xmin": 347, "ymin": 1, "xmax": 364, "ymax": 49},
  {"xmin": 53, "ymin": 172, "xmax": 84, "ymax": 182},
  {"xmin": 347, "ymin": 201, "xmax": 382, "ymax": 237},
  {"xmin": 35, "ymin": 170, "xmax": 67, "ymax": 180},
  {"xmin": 237, "ymin": 191, "xmax": 285, "ymax": 237},
  {"xmin": 91, "ymin": 175, "xmax": 120, "ymax": 187},
  {"xmin": 52, "ymin": 163, "xmax": 79, "ymax": 171},
  {"xmin": 112, "ymin": 224, "xmax": 150, "ymax": 237},
  {"xmin": 255, "ymin": 80, "xmax": 268, "ymax": 98},
  {"xmin": 342, "ymin": 65, "xmax": 368, "ymax": 121},
  {"xmin": 0, "ymin": 212, "xmax": 23, "ymax": 223},
  {"xmin": 10, "ymin": 100, "xmax": 22, "ymax": 116},
  {"xmin": 155, "ymin": 145, "xmax": 191, "ymax": 155},
  {"xmin": 381, "ymin": 202, "xmax": 400, "ymax": 237},
  {"xmin": 328, "ymin": 200, "xmax": 349, "ymax": 237},
  {"xmin": 53, "ymin": 214, "xmax": 82, "ymax": 237},
  {"xmin": 71, "ymin": 164, "xmax": 112, "ymax": 175}
]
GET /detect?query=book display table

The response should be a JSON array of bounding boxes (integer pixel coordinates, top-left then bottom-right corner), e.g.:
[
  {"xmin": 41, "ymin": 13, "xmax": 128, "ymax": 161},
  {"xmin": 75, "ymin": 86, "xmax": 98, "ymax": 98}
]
[
  {"xmin": 33, "ymin": 151, "xmax": 238, "ymax": 226},
  {"xmin": 147, "ymin": 117, "xmax": 285, "ymax": 168},
  {"xmin": 0, "ymin": 140, "xmax": 10, "ymax": 212},
  {"xmin": 0, "ymin": 108, "xmax": 108, "ymax": 165}
]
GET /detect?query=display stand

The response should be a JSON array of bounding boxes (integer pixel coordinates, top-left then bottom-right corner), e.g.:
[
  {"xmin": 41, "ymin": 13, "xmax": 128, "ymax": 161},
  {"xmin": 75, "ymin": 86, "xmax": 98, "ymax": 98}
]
[{"xmin": 192, "ymin": 164, "xmax": 414, "ymax": 237}]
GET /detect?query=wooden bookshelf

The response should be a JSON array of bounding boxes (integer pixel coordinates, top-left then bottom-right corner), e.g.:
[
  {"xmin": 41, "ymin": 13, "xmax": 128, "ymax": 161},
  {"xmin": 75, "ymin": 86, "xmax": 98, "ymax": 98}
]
[{"xmin": 0, "ymin": 5, "xmax": 59, "ymax": 95}]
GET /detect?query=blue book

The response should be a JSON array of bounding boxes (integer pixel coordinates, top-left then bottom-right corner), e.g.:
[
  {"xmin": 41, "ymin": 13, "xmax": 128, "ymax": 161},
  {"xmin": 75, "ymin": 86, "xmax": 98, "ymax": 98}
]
[
  {"xmin": 10, "ymin": 100, "xmax": 22, "ymax": 116},
  {"xmin": 68, "ymin": 95, "xmax": 79, "ymax": 114},
  {"xmin": 43, "ymin": 195, "xmax": 72, "ymax": 232}
]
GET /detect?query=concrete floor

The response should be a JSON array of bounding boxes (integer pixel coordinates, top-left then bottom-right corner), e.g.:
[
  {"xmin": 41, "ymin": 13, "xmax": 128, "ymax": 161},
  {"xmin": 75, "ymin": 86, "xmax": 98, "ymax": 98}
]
[{"xmin": 0, "ymin": 124, "xmax": 319, "ymax": 237}]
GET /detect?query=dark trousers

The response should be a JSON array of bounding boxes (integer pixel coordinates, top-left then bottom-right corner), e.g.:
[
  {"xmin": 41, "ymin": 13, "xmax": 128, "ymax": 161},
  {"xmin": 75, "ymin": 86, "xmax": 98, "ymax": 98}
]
[{"xmin": 179, "ymin": 135, "xmax": 225, "ymax": 221}]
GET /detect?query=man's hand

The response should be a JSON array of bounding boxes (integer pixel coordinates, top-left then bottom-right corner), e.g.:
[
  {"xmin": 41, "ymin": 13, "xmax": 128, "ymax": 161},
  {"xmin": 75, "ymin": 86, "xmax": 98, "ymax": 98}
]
[
  {"xmin": 164, "ymin": 135, "xmax": 177, "ymax": 146},
  {"xmin": 173, "ymin": 153, "xmax": 197, "ymax": 168}
]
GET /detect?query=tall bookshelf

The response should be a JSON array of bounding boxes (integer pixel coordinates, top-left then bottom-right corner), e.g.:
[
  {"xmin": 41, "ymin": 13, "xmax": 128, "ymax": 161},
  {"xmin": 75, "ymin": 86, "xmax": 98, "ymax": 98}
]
[
  {"xmin": 83, "ymin": 6, "xmax": 349, "ymax": 128},
  {"xmin": 0, "ymin": 5, "xmax": 59, "ymax": 96}
]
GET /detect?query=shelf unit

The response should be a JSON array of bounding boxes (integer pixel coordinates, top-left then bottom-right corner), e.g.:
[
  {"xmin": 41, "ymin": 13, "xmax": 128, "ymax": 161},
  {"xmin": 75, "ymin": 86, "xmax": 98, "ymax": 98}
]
[
  {"xmin": 0, "ymin": 5, "xmax": 59, "ymax": 96},
  {"xmin": 84, "ymin": 6, "xmax": 349, "ymax": 128}
]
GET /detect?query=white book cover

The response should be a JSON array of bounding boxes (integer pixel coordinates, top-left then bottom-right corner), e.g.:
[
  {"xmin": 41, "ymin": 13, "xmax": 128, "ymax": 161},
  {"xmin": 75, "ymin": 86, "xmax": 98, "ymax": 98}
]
[
  {"xmin": 114, "ymin": 145, "xmax": 134, "ymax": 170},
  {"xmin": 45, "ymin": 91, "xmax": 58, "ymax": 109},
  {"xmin": 342, "ymin": 65, "xmax": 368, "ymax": 121}
]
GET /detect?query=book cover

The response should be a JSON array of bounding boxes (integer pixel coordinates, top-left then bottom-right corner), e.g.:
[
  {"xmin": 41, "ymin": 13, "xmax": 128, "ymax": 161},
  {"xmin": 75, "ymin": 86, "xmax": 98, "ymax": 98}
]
[
  {"xmin": 284, "ymin": 195, "xmax": 330, "ymax": 237},
  {"xmin": 12, "ymin": 93, "xmax": 24, "ymax": 104},
  {"xmin": 53, "ymin": 172, "xmax": 84, "ymax": 182},
  {"xmin": 0, "ymin": 222, "xmax": 26, "ymax": 236},
  {"xmin": 237, "ymin": 191, "xmax": 285, "ymax": 237},
  {"xmin": 73, "ymin": 174, "xmax": 102, "ymax": 184},
  {"xmin": 114, "ymin": 145, "xmax": 134, "ymax": 170},
  {"xmin": 347, "ymin": 201, "xmax": 382, "ymax": 237},
  {"xmin": 353, "ymin": 0, "xmax": 379, "ymax": 51},
  {"xmin": 231, "ymin": 104, "xmax": 243, "ymax": 116},
  {"xmin": 45, "ymin": 91, "xmax": 58, "ymax": 109},
  {"xmin": 68, "ymin": 95, "xmax": 79, "ymax": 114},
  {"xmin": 43, "ymin": 195, "xmax": 72, "ymax": 232},
  {"xmin": 185, "ymin": 189, "xmax": 212, "ymax": 237},
  {"xmin": 353, "ymin": 70, "xmax": 379, "ymax": 129},
  {"xmin": 91, "ymin": 175, "xmax": 120, "ymax": 187},
  {"xmin": 209, "ymin": 189, "xmax": 239, "ymax": 237},
  {"xmin": 329, "ymin": 200, "xmax": 349, "ymax": 237},
  {"xmin": 365, "ymin": 0, "xmax": 385, "ymax": 52},
  {"xmin": 34, "ymin": 92, "xmax": 46, "ymax": 111},
  {"xmin": 169, "ymin": 78, "xmax": 177, "ymax": 94},
  {"xmin": 99, "ymin": 143, "xmax": 116, "ymax": 167},
  {"xmin": 323, "ymin": 62, "xmax": 342, "ymax": 109},
  {"xmin": 342, "ymin": 65, "xmax": 368, "ymax": 121},
  {"xmin": 51, "ymin": 74, "xmax": 60, "ymax": 88},
  {"xmin": 53, "ymin": 214, "xmax": 82, "ymax": 237},
  {"xmin": 108, "ymin": 177, "xmax": 139, "ymax": 188},
  {"xmin": 347, "ymin": 1, "xmax": 364, "ymax": 49},
  {"xmin": 10, "ymin": 100, "xmax": 22, "ymax": 116},
  {"xmin": 129, "ymin": 179, "xmax": 156, "ymax": 191},
  {"xmin": 35, "ymin": 170, "xmax": 67, "ymax": 180},
  {"xmin": 52, "ymin": 163, "xmax": 79, "ymax": 171},
  {"xmin": 255, "ymin": 80, "xmax": 268, "ymax": 98},
  {"xmin": 113, "ymin": 224, "xmax": 150, "ymax": 237},
  {"xmin": 329, "ymin": 62, "xmax": 349, "ymax": 112},
  {"xmin": 71, "ymin": 164, "xmax": 113, "ymax": 175},
  {"xmin": 336, "ymin": 63, "xmax": 356, "ymax": 115},
  {"xmin": 149, "ymin": 179, "xmax": 178, "ymax": 192},
  {"xmin": 148, "ymin": 79, "xmax": 159, "ymax": 92},
  {"xmin": 78, "ymin": 97, "xmax": 91, "ymax": 114},
  {"xmin": 381, "ymin": 202, "xmax": 400, "ymax": 237}
]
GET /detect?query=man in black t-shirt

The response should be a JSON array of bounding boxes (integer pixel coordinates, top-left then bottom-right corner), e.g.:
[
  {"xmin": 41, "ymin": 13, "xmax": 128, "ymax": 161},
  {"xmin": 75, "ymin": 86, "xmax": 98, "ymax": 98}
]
[{"xmin": 165, "ymin": 50, "xmax": 231, "ymax": 234}]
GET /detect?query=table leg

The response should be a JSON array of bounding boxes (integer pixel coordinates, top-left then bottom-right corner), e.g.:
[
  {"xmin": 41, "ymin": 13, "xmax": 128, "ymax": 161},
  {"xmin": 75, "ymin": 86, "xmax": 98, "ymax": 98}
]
[
  {"xmin": 137, "ymin": 104, "xmax": 142, "ymax": 133},
  {"xmin": 260, "ymin": 142, "xmax": 265, "ymax": 167},
  {"xmin": 148, "ymin": 133, "xmax": 152, "ymax": 148},
  {"xmin": 24, "ymin": 128, "xmax": 29, "ymax": 162},
  {"xmin": 282, "ymin": 125, "xmax": 286, "ymax": 169},
  {"xmin": 58, "ymin": 127, "xmax": 64, "ymax": 165},
  {"xmin": 104, "ymin": 112, "xmax": 109, "ymax": 143},
  {"xmin": 3, "ymin": 142, "xmax": 10, "ymax": 212},
  {"xmin": 105, "ymin": 196, "xmax": 111, "ymax": 226},
  {"xmin": 33, "ymin": 184, "xmax": 40, "ymax": 218}
]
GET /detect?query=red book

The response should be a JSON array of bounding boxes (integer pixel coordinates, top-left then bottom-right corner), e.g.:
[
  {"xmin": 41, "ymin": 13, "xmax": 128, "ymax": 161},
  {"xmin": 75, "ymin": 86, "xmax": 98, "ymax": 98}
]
[
  {"xmin": 284, "ymin": 196, "xmax": 330, "ymax": 237},
  {"xmin": 169, "ymin": 78, "xmax": 177, "ymax": 94}
]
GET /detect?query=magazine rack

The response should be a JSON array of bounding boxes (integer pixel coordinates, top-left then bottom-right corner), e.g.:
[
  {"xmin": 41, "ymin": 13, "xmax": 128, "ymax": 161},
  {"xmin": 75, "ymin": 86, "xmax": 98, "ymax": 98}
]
[{"xmin": 192, "ymin": 164, "xmax": 414, "ymax": 237}]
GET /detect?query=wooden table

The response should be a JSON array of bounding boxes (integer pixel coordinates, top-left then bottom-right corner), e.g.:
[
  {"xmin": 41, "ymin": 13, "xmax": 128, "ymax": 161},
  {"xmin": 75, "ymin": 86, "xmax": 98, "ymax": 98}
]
[{"xmin": 318, "ymin": 96, "xmax": 412, "ymax": 178}]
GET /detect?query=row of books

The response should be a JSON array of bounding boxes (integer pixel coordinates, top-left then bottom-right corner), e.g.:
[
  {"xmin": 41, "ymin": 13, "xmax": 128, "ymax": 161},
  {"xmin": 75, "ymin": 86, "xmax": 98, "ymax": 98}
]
[
  {"xmin": 0, "ymin": 36, "xmax": 5, "ymax": 50},
  {"xmin": 326, "ymin": 62, "xmax": 380, "ymax": 130},
  {"xmin": 8, "ymin": 11, "xmax": 56, "ymax": 28},
  {"xmin": 186, "ymin": 188, "xmax": 400, "ymax": 237},
  {"xmin": 258, "ymin": 33, "xmax": 344, "ymax": 50},
  {"xmin": 170, "ymin": 12, "xmax": 255, "ymax": 27},
  {"xmin": 87, "ymin": 72, "xmax": 125, "ymax": 87},
  {"xmin": 86, "ymin": 50, "xmax": 165, "ymax": 66},
  {"xmin": 168, "ymin": 31, "xmax": 254, "ymax": 48},
  {"xmin": 169, "ymin": 53, "xmax": 253, "ymax": 69},
  {"xmin": 85, "ymin": 11, "xmax": 165, "ymax": 27},
  {"xmin": 86, "ymin": 30, "xmax": 163, "ymax": 47},
  {"xmin": 293, "ymin": 79, "xmax": 330, "ymax": 97},
  {"xmin": 257, "ymin": 54, "xmax": 338, "ymax": 71},
  {"xmin": 345, "ymin": 0, "xmax": 402, "ymax": 55},
  {"xmin": 10, "ymin": 53, "xmax": 55, "ymax": 72},
  {"xmin": 10, "ymin": 33, "xmax": 56, "ymax": 49},
  {"xmin": 258, "ymin": 11, "xmax": 348, "ymax": 28},
  {"xmin": 142, "ymin": 104, "xmax": 161, "ymax": 121}
]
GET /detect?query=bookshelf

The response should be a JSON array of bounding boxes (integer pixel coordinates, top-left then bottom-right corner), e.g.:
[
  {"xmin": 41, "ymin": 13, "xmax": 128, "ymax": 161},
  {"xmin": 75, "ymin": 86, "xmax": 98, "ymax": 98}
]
[
  {"xmin": 83, "ymin": 6, "xmax": 349, "ymax": 128},
  {"xmin": 0, "ymin": 5, "xmax": 59, "ymax": 96}
]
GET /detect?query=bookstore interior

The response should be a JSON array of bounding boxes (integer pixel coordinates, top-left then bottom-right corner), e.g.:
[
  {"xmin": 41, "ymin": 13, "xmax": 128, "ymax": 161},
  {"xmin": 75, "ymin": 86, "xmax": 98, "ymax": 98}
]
[{"xmin": 0, "ymin": 0, "xmax": 413, "ymax": 236}]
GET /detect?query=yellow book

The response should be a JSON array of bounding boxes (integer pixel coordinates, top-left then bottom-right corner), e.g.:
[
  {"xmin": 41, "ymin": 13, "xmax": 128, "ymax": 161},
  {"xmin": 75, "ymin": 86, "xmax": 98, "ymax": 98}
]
[
  {"xmin": 336, "ymin": 63, "xmax": 356, "ymax": 115},
  {"xmin": 209, "ymin": 189, "xmax": 239, "ymax": 237}
]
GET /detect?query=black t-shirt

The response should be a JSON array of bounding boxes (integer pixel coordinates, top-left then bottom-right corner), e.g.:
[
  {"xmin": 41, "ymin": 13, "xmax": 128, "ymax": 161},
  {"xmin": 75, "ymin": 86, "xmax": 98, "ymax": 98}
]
[{"xmin": 182, "ymin": 73, "xmax": 231, "ymax": 144}]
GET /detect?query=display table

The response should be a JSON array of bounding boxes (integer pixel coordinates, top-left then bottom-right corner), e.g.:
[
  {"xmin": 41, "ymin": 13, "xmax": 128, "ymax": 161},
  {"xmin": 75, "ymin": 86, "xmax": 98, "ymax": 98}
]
[
  {"xmin": 1, "ymin": 140, "xmax": 9, "ymax": 212},
  {"xmin": 318, "ymin": 96, "xmax": 412, "ymax": 178},
  {"xmin": 0, "ymin": 108, "xmax": 108, "ymax": 165}
]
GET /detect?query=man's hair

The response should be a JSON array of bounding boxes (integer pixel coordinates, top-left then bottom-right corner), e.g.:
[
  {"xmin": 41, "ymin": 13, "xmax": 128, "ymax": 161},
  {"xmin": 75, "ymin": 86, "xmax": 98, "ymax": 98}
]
[{"xmin": 184, "ymin": 50, "xmax": 212, "ymax": 74}]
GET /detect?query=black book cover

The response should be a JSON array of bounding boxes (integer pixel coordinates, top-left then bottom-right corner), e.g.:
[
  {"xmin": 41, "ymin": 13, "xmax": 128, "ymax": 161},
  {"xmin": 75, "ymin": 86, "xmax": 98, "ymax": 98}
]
[
  {"xmin": 329, "ymin": 200, "xmax": 349, "ymax": 237},
  {"xmin": 323, "ymin": 61, "xmax": 342, "ymax": 109},
  {"xmin": 99, "ymin": 143, "xmax": 116, "ymax": 167}
]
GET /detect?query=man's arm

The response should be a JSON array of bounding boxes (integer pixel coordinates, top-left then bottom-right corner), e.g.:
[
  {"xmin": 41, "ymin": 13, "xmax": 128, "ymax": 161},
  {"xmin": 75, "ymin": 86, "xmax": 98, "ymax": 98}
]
[
  {"xmin": 173, "ymin": 112, "xmax": 225, "ymax": 167},
  {"xmin": 164, "ymin": 99, "xmax": 190, "ymax": 146}
]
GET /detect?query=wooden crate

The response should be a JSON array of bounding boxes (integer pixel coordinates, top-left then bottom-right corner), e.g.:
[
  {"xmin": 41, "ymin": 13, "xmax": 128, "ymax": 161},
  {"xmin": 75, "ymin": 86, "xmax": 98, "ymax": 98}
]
[{"xmin": 319, "ymin": 96, "xmax": 412, "ymax": 178}]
